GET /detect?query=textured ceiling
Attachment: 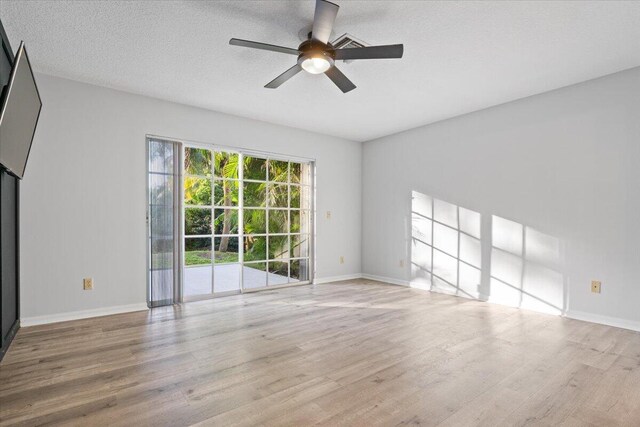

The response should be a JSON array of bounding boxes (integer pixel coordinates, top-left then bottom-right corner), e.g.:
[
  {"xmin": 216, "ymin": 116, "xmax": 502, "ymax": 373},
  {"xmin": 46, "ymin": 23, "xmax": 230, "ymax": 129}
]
[{"xmin": 2, "ymin": 0, "xmax": 640, "ymax": 142}]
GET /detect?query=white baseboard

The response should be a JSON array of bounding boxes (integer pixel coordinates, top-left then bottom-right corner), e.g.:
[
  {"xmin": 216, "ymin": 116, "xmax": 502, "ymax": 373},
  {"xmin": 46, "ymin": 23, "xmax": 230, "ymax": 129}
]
[
  {"xmin": 313, "ymin": 273, "xmax": 363, "ymax": 284},
  {"xmin": 565, "ymin": 310, "xmax": 640, "ymax": 332},
  {"xmin": 21, "ymin": 303, "xmax": 149, "ymax": 327},
  {"xmin": 361, "ymin": 273, "xmax": 409, "ymax": 287}
]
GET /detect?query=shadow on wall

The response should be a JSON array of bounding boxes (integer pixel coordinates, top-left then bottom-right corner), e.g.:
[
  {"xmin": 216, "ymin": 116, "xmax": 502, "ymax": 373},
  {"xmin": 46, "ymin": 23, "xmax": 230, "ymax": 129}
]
[{"xmin": 410, "ymin": 191, "xmax": 565, "ymax": 316}]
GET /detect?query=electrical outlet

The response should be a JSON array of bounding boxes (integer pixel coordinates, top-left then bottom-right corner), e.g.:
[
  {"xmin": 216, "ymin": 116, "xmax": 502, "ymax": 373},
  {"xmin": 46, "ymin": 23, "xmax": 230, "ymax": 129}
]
[
  {"xmin": 591, "ymin": 280, "xmax": 601, "ymax": 294},
  {"xmin": 339, "ymin": 256, "xmax": 344, "ymax": 264},
  {"xmin": 399, "ymin": 259, "xmax": 404, "ymax": 268},
  {"xmin": 326, "ymin": 211, "xmax": 332, "ymax": 219},
  {"xmin": 83, "ymin": 277, "xmax": 94, "ymax": 290}
]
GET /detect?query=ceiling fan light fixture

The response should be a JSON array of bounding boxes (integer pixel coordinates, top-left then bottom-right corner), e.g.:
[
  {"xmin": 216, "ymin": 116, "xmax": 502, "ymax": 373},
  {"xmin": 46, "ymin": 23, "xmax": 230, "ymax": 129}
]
[
  {"xmin": 299, "ymin": 52, "xmax": 334, "ymax": 74},
  {"xmin": 301, "ymin": 56, "xmax": 332, "ymax": 74}
]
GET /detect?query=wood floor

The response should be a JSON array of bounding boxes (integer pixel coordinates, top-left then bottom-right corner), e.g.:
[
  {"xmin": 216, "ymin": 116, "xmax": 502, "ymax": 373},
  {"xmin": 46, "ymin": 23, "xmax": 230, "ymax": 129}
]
[{"xmin": 1, "ymin": 280, "xmax": 640, "ymax": 426}]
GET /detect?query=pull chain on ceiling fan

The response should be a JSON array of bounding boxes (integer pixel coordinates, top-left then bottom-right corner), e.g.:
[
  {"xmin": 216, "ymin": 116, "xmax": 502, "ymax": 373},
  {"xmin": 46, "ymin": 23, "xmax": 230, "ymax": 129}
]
[{"xmin": 229, "ymin": 0, "xmax": 404, "ymax": 93}]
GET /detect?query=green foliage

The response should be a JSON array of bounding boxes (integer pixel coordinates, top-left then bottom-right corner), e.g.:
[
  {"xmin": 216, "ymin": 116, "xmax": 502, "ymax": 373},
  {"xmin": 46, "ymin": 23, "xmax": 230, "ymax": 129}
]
[
  {"xmin": 185, "ymin": 208, "xmax": 211, "ymax": 235},
  {"xmin": 184, "ymin": 250, "xmax": 238, "ymax": 266},
  {"xmin": 269, "ymin": 236, "xmax": 289, "ymax": 260},
  {"xmin": 184, "ymin": 148, "xmax": 211, "ymax": 176},
  {"xmin": 184, "ymin": 177, "xmax": 211, "ymax": 206},
  {"xmin": 182, "ymin": 150, "xmax": 307, "ymax": 266},
  {"xmin": 243, "ymin": 209, "xmax": 266, "ymax": 234},
  {"xmin": 244, "ymin": 236, "xmax": 266, "ymax": 261},
  {"xmin": 243, "ymin": 182, "xmax": 266, "ymax": 207},
  {"xmin": 269, "ymin": 261, "xmax": 288, "ymax": 276},
  {"xmin": 213, "ymin": 209, "xmax": 239, "ymax": 234},
  {"xmin": 185, "ymin": 250, "xmax": 211, "ymax": 265},
  {"xmin": 214, "ymin": 180, "xmax": 239, "ymax": 206},
  {"xmin": 269, "ymin": 160, "xmax": 288, "ymax": 182},
  {"xmin": 244, "ymin": 156, "xmax": 267, "ymax": 180},
  {"xmin": 215, "ymin": 152, "xmax": 239, "ymax": 178},
  {"xmin": 268, "ymin": 210, "xmax": 288, "ymax": 234}
]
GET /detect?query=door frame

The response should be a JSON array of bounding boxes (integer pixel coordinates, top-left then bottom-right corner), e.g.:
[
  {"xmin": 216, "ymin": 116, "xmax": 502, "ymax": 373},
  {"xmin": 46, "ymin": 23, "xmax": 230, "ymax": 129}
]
[{"xmin": 148, "ymin": 134, "xmax": 316, "ymax": 302}]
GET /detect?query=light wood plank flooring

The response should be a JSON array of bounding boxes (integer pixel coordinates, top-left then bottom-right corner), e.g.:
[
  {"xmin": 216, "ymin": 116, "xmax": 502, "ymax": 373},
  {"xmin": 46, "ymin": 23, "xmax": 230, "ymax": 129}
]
[{"xmin": 1, "ymin": 280, "xmax": 640, "ymax": 426}]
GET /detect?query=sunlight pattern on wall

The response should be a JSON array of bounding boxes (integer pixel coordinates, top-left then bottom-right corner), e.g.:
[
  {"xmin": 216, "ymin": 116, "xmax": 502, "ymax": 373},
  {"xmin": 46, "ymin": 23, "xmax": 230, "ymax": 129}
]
[
  {"xmin": 411, "ymin": 191, "xmax": 482, "ymax": 299},
  {"xmin": 410, "ymin": 191, "xmax": 565, "ymax": 316},
  {"xmin": 490, "ymin": 215, "xmax": 564, "ymax": 315}
]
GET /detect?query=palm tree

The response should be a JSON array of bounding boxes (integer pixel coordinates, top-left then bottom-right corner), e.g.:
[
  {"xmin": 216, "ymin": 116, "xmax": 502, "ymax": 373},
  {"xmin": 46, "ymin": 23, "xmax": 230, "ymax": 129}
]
[{"xmin": 215, "ymin": 153, "xmax": 239, "ymax": 252}]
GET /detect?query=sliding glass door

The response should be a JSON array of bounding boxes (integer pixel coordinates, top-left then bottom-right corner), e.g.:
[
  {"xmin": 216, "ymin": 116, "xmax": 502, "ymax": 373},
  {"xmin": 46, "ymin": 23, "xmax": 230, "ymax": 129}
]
[{"xmin": 183, "ymin": 145, "xmax": 313, "ymax": 298}]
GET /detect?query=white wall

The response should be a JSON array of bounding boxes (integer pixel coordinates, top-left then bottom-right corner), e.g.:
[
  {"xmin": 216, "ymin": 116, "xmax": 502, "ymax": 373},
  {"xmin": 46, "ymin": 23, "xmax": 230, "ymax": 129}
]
[
  {"xmin": 362, "ymin": 67, "xmax": 640, "ymax": 330},
  {"xmin": 20, "ymin": 68, "xmax": 640, "ymax": 330},
  {"xmin": 20, "ymin": 74, "xmax": 362, "ymax": 321}
]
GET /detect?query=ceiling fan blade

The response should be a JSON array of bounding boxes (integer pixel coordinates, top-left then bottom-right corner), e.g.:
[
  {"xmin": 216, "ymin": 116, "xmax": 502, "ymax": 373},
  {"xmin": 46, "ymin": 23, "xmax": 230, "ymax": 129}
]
[
  {"xmin": 334, "ymin": 44, "xmax": 404, "ymax": 60},
  {"xmin": 229, "ymin": 38, "xmax": 299, "ymax": 55},
  {"xmin": 325, "ymin": 66, "xmax": 356, "ymax": 93},
  {"xmin": 311, "ymin": 0, "xmax": 339, "ymax": 44},
  {"xmin": 265, "ymin": 64, "xmax": 303, "ymax": 89}
]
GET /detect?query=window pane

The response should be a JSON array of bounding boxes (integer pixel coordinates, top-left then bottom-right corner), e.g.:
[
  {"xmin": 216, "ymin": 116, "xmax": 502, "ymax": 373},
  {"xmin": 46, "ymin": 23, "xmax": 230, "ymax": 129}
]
[
  {"xmin": 184, "ymin": 177, "xmax": 211, "ymax": 206},
  {"xmin": 244, "ymin": 156, "xmax": 267, "ymax": 181},
  {"xmin": 243, "ymin": 209, "xmax": 266, "ymax": 234},
  {"xmin": 269, "ymin": 236, "xmax": 289, "ymax": 260},
  {"xmin": 185, "ymin": 237, "xmax": 212, "ymax": 266},
  {"xmin": 290, "ymin": 234, "xmax": 309, "ymax": 258},
  {"xmin": 243, "ymin": 262, "xmax": 266, "ymax": 289},
  {"xmin": 268, "ymin": 209, "xmax": 288, "ymax": 234},
  {"xmin": 244, "ymin": 236, "xmax": 266, "ymax": 261},
  {"xmin": 184, "ymin": 147, "xmax": 211, "ymax": 176},
  {"xmin": 214, "ymin": 236, "xmax": 239, "ymax": 263},
  {"xmin": 214, "ymin": 180, "xmax": 239, "ymax": 207},
  {"xmin": 149, "ymin": 173, "xmax": 174, "ymax": 206},
  {"xmin": 269, "ymin": 184, "xmax": 288, "ymax": 208},
  {"xmin": 244, "ymin": 182, "xmax": 266, "ymax": 207},
  {"xmin": 149, "ymin": 140, "xmax": 175, "ymax": 173},
  {"xmin": 290, "ymin": 162, "xmax": 301, "ymax": 184},
  {"xmin": 269, "ymin": 160, "xmax": 288, "ymax": 182},
  {"xmin": 290, "ymin": 185, "xmax": 300, "ymax": 208},
  {"xmin": 214, "ymin": 152, "xmax": 239, "ymax": 179},
  {"xmin": 290, "ymin": 210, "xmax": 300, "ymax": 233},
  {"xmin": 290, "ymin": 259, "xmax": 309, "ymax": 282},
  {"xmin": 185, "ymin": 208, "xmax": 211, "ymax": 235},
  {"xmin": 150, "ymin": 240, "xmax": 172, "ymax": 270},
  {"xmin": 213, "ymin": 209, "xmax": 239, "ymax": 234},
  {"xmin": 184, "ymin": 264, "xmax": 212, "ymax": 297},
  {"xmin": 214, "ymin": 263, "xmax": 240, "ymax": 293},
  {"xmin": 268, "ymin": 262, "xmax": 289, "ymax": 286},
  {"xmin": 290, "ymin": 162, "xmax": 310, "ymax": 184}
]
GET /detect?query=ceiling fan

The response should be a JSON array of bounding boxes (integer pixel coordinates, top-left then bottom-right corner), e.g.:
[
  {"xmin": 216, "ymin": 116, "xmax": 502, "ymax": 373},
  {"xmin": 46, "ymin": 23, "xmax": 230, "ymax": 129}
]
[{"xmin": 229, "ymin": 0, "xmax": 404, "ymax": 93}]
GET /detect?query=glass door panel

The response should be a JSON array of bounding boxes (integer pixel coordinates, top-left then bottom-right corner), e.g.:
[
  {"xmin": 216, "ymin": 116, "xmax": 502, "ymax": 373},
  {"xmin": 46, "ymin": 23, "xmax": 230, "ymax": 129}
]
[
  {"xmin": 183, "ymin": 146, "xmax": 213, "ymax": 298},
  {"xmin": 182, "ymin": 146, "xmax": 313, "ymax": 298}
]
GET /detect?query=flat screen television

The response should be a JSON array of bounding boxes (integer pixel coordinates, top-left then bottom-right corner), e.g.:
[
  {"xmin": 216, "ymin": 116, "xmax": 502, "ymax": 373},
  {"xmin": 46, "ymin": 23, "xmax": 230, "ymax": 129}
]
[{"xmin": 0, "ymin": 41, "xmax": 42, "ymax": 179}]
